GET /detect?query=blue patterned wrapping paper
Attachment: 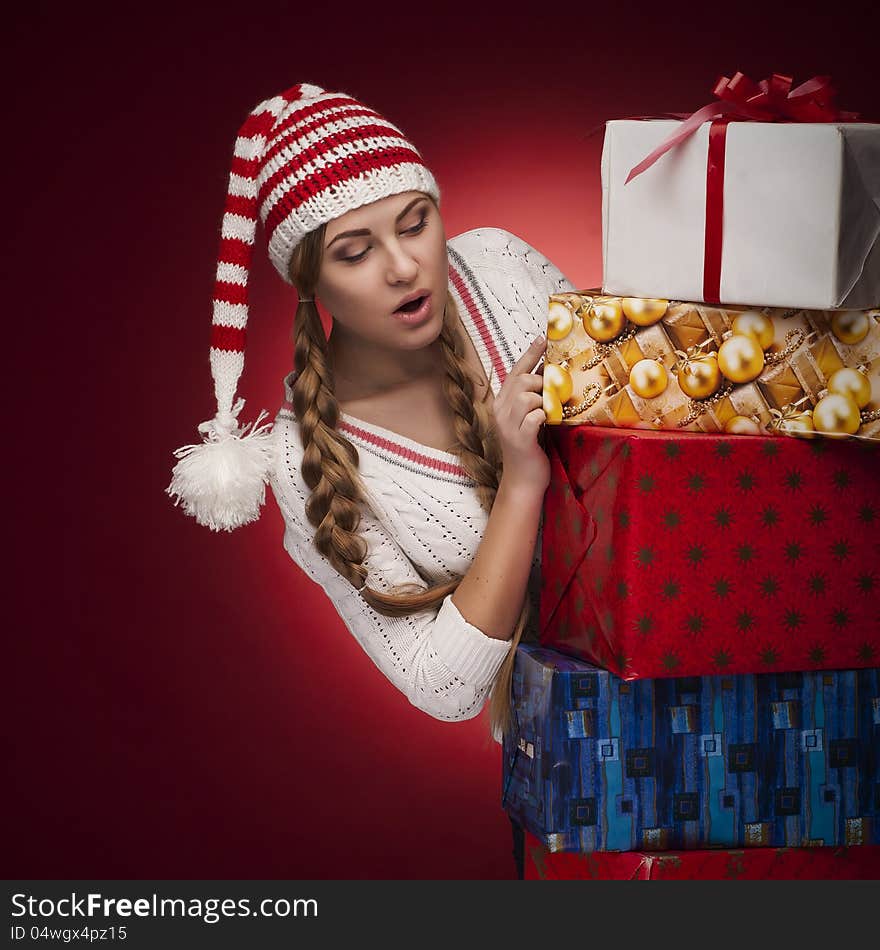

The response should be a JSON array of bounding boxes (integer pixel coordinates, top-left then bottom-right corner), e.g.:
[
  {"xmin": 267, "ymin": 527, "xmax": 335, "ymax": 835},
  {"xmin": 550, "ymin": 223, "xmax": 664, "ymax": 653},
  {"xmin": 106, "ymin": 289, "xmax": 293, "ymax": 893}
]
[{"xmin": 501, "ymin": 643, "xmax": 880, "ymax": 852}]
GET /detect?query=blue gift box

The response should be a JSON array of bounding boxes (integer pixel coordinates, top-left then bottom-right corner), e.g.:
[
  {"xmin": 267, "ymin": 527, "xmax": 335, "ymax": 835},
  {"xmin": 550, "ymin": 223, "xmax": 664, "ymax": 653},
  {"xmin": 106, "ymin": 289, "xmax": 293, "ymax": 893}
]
[{"xmin": 501, "ymin": 643, "xmax": 880, "ymax": 852}]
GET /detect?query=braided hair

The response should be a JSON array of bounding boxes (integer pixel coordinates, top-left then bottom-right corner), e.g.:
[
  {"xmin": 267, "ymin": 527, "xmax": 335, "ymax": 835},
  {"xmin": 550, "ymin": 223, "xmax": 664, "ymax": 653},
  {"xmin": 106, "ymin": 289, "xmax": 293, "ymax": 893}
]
[{"xmin": 287, "ymin": 196, "xmax": 534, "ymax": 739}]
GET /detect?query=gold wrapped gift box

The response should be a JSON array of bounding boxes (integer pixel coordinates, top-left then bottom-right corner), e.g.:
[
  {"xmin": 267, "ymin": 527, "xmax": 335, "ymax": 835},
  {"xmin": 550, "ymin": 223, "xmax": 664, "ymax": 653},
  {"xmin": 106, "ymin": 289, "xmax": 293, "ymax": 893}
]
[{"xmin": 542, "ymin": 291, "xmax": 880, "ymax": 441}]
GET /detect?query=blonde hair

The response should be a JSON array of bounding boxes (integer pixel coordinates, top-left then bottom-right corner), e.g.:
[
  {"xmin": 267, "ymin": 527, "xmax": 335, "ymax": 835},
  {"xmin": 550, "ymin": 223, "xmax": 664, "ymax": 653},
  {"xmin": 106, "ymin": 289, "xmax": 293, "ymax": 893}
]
[{"xmin": 287, "ymin": 195, "xmax": 535, "ymax": 739}]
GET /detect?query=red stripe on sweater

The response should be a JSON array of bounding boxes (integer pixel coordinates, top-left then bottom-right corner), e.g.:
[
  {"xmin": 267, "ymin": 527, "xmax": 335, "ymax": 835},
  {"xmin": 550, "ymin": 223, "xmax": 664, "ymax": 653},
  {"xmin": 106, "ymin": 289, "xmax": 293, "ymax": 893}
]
[
  {"xmin": 279, "ymin": 400, "xmax": 468, "ymax": 476},
  {"xmin": 448, "ymin": 262, "xmax": 507, "ymax": 385},
  {"xmin": 337, "ymin": 422, "xmax": 468, "ymax": 475}
]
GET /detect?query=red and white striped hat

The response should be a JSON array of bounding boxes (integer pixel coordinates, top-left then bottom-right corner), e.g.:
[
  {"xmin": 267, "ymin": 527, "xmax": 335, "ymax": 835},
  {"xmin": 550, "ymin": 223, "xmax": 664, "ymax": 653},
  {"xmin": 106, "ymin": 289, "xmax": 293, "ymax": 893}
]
[{"xmin": 166, "ymin": 82, "xmax": 441, "ymax": 532}]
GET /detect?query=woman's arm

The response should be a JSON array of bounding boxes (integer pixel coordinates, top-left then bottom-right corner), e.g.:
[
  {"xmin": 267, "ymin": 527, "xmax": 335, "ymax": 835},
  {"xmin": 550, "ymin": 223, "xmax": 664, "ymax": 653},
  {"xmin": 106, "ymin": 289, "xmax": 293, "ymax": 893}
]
[
  {"xmin": 450, "ymin": 475, "xmax": 544, "ymax": 641},
  {"xmin": 448, "ymin": 227, "xmax": 577, "ymax": 640},
  {"xmin": 269, "ymin": 418, "xmax": 514, "ymax": 723}
]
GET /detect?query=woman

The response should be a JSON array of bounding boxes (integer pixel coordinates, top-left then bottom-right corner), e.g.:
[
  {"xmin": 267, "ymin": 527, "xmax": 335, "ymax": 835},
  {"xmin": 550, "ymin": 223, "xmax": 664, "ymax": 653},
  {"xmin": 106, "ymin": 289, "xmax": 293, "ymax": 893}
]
[{"xmin": 167, "ymin": 81, "xmax": 576, "ymax": 879}]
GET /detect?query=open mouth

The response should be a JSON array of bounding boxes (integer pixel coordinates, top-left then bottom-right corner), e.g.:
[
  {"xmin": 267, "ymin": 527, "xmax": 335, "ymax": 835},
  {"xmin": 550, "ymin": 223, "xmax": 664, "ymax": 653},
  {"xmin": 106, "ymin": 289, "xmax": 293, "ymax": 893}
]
[{"xmin": 395, "ymin": 294, "xmax": 428, "ymax": 314}]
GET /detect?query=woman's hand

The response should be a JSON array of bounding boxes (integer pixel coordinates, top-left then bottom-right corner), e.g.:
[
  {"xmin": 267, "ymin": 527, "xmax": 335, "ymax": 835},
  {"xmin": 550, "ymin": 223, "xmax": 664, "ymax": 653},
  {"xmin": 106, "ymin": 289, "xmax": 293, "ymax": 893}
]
[{"xmin": 492, "ymin": 335, "xmax": 550, "ymax": 497}]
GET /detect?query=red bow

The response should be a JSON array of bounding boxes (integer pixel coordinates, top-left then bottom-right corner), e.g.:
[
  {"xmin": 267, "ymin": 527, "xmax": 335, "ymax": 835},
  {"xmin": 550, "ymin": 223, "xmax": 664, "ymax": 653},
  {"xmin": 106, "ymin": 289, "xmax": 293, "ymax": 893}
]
[{"xmin": 625, "ymin": 72, "xmax": 860, "ymax": 184}]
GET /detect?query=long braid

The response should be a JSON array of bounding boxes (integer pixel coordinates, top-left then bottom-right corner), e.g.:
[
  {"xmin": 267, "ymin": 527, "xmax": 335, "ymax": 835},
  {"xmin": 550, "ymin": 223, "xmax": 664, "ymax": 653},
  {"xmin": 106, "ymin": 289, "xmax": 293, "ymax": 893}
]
[
  {"xmin": 437, "ymin": 307, "xmax": 502, "ymax": 513},
  {"xmin": 291, "ymin": 299, "xmax": 371, "ymax": 592}
]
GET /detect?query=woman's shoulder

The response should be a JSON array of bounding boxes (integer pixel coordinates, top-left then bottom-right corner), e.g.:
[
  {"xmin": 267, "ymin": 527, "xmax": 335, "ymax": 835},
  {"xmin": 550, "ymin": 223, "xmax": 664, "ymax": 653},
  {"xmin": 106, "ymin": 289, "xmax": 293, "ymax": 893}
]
[
  {"xmin": 447, "ymin": 226, "xmax": 577, "ymax": 299},
  {"xmin": 448, "ymin": 225, "xmax": 532, "ymax": 256},
  {"xmin": 446, "ymin": 227, "xmax": 577, "ymax": 348}
]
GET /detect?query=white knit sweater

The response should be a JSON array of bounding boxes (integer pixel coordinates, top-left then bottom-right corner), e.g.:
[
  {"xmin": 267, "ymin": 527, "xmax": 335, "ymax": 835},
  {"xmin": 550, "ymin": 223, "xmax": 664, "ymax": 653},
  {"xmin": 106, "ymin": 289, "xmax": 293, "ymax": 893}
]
[{"xmin": 267, "ymin": 227, "xmax": 577, "ymax": 738}]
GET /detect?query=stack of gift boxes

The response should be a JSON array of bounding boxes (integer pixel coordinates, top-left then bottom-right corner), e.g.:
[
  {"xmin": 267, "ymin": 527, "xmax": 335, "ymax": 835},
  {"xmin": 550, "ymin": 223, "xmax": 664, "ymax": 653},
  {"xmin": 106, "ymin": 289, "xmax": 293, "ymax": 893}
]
[{"xmin": 502, "ymin": 74, "xmax": 880, "ymax": 880}]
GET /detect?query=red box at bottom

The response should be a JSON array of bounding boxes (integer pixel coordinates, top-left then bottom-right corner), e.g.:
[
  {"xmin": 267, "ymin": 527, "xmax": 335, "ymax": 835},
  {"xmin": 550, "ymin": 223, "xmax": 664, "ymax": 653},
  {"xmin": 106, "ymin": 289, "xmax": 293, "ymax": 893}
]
[{"xmin": 524, "ymin": 831, "xmax": 880, "ymax": 880}]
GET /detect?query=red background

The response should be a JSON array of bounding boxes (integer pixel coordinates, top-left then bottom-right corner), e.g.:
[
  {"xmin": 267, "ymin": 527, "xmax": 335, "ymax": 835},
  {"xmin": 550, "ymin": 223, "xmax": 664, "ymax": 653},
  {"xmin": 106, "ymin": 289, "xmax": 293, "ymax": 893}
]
[{"xmin": 8, "ymin": 1, "xmax": 879, "ymax": 879}]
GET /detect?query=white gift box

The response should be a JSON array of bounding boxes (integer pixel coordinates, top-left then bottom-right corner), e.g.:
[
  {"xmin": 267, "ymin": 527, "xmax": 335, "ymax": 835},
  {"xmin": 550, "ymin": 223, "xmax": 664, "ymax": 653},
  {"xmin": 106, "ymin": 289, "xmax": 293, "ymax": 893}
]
[{"xmin": 601, "ymin": 119, "xmax": 880, "ymax": 310}]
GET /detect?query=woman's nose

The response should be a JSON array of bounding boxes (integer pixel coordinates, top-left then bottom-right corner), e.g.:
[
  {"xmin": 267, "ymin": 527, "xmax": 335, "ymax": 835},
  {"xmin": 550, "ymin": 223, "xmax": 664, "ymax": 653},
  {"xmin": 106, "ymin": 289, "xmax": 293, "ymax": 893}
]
[{"xmin": 385, "ymin": 244, "xmax": 420, "ymax": 280}]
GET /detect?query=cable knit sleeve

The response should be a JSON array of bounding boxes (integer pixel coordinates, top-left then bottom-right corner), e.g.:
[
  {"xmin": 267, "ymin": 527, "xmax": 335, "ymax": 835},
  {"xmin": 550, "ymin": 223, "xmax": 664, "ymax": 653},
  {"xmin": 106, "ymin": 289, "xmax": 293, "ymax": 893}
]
[{"xmin": 267, "ymin": 417, "xmax": 514, "ymax": 723}]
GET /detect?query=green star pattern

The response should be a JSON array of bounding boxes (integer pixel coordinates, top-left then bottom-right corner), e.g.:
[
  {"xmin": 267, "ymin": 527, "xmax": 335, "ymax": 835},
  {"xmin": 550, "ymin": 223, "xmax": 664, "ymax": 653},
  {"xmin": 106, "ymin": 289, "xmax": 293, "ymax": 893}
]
[
  {"xmin": 760, "ymin": 505, "xmax": 780, "ymax": 527},
  {"xmin": 685, "ymin": 613, "xmax": 705, "ymax": 636},
  {"xmin": 808, "ymin": 504, "xmax": 828, "ymax": 526},
  {"xmin": 736, "ymin": 610, "xmax": 756, "ymax": 633},
  {"xmin": 636, "ymin": 614, "xmax": 654, "ymax": 636},
  {"xmin": 856, "ymin": 574, "xmax": 875, "ymax": 593},
  {"xmin": 808, "ymin": 573, "xmax": 827, "ymax": 596},
  {"xmin": 713, "ymin": 577, "xmax": 733, "ymax": 598},
  {"xmin": 688, "ymin": 473, "xmax": 706, "ymax": 493},
  {"xmin": 830, "ymin": 606, "xmax": 850, "ymax": 630},
  {"xmin": 737, "ymin": 470, "xmax": 757, "ymax": 492},
  {"xmin": 663, "ymin": 509, "xmax": 681, "ymax": 529},
  {"xmin": 759, "ymin": 575, "xmax": 780, "ymax": 597},
  {"xmin": 783, "ymin": 609, "xmax": 805, "ymax": 631},
  {"xmin": 832, "ymin": 468, "xmax": 850, "ymax": 490},
  {"xmin": 713, "ymin": 506, "xmax": 733, "ymax": 528},
  {"xmin": 662, "ymin": 579, "xmax": 681, "ymax": 600},
  {"xmin": 784, "ymin": 469, "xmax": 804, "ymax": 492}
]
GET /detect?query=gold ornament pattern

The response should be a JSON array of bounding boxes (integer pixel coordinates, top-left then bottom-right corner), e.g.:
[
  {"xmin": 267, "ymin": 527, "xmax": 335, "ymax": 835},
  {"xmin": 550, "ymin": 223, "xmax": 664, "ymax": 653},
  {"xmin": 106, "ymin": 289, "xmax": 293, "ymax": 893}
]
[{"xmin": 542, "ymin": 291, "xmax": 880, "ymax": 442}]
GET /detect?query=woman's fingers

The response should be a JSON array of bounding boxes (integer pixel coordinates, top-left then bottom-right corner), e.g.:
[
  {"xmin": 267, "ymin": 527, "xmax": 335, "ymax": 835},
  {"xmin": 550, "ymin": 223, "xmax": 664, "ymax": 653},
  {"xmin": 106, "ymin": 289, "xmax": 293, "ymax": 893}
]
[
  {"xmin": 522, "ymin": 406, "xmax": 547, "ymax": 431},
  {"xmin": 500, "ymin": 372, "xmax": 544, "ymax": 399},
  {"xmin": 516, "ymin": 391, "xmax": 543, "ymax": 414},
  {"xmin": 509, "ymin": 336, "xmax": 546, "ymax": 377}
]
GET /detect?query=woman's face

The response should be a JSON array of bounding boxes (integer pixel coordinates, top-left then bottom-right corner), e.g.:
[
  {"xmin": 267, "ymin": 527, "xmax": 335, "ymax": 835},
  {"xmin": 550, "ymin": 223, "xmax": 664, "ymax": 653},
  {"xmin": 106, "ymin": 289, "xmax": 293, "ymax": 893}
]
[{"xmin": 315, "ymin": 190, "xmax": 449, "ymax": 351}]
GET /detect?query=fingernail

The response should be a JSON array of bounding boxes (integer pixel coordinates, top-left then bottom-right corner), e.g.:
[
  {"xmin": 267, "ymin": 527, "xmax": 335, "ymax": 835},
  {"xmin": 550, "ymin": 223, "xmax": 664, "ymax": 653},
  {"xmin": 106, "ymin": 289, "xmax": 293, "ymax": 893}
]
[{"xmin": 533, "ymin": 335, "xmax": 546, "ymax": 347}]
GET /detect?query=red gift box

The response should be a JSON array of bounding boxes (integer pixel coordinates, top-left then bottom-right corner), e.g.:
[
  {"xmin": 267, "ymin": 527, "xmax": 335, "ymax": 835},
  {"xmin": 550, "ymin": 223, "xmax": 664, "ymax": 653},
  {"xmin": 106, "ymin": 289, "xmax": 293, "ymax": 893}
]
[
  {"xmin": 524, "ymin": 830, "xmax": 880, "ymax": 880},
  {"xmin": 540, "ymin": 424, "xmax": 879, "ymax": 679}
]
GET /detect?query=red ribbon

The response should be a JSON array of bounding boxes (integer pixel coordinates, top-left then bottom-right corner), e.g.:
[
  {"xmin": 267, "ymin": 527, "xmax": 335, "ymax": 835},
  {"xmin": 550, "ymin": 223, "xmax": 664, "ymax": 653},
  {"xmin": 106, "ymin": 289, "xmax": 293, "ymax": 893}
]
[{"xmin": 622, "ymin": 72, "xmax": 861, "ymax": 303}]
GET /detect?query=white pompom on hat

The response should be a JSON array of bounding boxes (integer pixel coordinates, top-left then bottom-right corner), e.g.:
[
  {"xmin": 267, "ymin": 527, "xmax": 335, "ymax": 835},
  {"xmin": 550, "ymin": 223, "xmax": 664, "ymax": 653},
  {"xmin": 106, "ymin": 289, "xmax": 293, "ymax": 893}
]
[{"xmin": 166, "ymin": 82, "xmax": 441, "ymax": 531}]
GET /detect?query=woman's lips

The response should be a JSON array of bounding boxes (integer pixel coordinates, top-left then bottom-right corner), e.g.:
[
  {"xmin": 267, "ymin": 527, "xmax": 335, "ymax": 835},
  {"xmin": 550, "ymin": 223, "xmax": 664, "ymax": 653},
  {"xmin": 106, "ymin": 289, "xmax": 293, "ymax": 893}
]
[{"xmin": 392, "ymin": 292, "xmax": 432, "ymax": 325}]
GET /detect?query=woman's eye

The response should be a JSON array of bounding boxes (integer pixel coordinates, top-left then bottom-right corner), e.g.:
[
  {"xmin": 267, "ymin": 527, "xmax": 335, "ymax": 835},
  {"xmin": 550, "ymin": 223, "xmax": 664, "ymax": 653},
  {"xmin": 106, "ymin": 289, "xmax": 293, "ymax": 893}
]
[
  {"xmin": 340, "ymin": 215, "xmax": 428, "ymax": 263},
  {"xmin": 405, "ymin": 215, "xmax": 429, "ymax": 235}
]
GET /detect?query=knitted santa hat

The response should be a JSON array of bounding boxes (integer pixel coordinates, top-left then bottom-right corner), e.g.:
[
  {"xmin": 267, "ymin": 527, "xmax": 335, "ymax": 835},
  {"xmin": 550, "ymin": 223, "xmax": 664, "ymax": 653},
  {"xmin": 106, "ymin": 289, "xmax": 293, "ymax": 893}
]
[{"xmin": 166, "ymin": 82, "xmax": 441, "ymax": 531}]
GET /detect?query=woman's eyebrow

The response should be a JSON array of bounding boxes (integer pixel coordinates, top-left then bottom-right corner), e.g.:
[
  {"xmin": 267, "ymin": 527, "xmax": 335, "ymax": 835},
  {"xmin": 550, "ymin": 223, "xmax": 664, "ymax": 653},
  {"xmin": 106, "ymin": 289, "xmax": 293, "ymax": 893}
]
[{"xmin": 325, "ymin": 197, "xmax": 429, "ymax": 248}]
